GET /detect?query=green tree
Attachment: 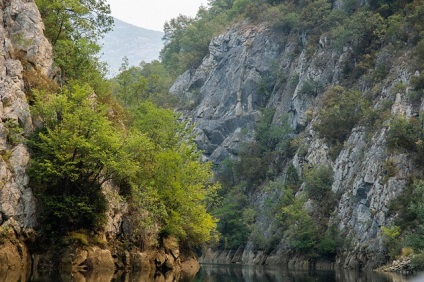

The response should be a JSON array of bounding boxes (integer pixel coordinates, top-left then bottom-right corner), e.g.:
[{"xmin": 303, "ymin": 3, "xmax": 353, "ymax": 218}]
[
  {"xmin": 281, "ymin": 195, "xmax": 318, "ymax": 254},
  {"xmin": 160, "ymin": 8, "xmax": 228, "ymax": 77},
  {"xmin": 331, "ymin": 10, "xmax": 386, "ymax": 55},
  {"xmin": 35, "ymin": 0, "xmax": 113, "ymax": 85},
  {"xmin": 213, "ymin": 184, "xmax": 250, "ymax": 249},
  {"xmin": 315, "ymin": 86, "xmax": 368, "ymax": 146},
  {"xmin": 28, "ymin": 84, "xmax": 130, "ymax": 235},
  {"xmin": 112, "ymin": 60, "xmax": 176, "ymax": 108},
  {"xmin": 304, "ymin": 165, "xmax": 333, "ymax": 201},
  {"xmin": 129, "ymin": 102, "xmax": 220, "ymax": 246},
  {"xmin": 113, "ymin": 63, "xmax": 149, "ymax": 107}
]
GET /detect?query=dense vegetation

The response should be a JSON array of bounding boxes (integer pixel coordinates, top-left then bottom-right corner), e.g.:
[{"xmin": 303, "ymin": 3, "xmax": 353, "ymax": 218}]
[
  {"xmin": 28, "ymin": 0, "xmax": 424, "ymax": 266},
  {"xmin": 157, "ymin": 0, "xmax": 424, "ymax": 263},
  {"xmin": 29, "ymin": 0, "xmax": 218, "ymax": 249},
  {"xmin": 160, "ymin": 0, "xmax": 424, "ymax": 80}
]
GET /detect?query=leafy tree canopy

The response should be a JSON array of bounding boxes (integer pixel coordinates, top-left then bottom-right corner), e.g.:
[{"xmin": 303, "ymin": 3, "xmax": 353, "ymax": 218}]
[{"xmin": 35, "ymin": 0, "xmax": 113, "ymax": 86}]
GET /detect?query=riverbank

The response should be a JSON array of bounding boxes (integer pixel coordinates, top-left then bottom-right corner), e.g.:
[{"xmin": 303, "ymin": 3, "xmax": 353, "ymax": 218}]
[{"xmin": 0, "ymin": 234, "xmax": 199, "ymax": 280}]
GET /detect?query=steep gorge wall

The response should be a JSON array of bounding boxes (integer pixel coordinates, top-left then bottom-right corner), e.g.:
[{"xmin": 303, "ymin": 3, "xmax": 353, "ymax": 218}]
[
  {"xmin": 0, "ymin": 0, "xmax": 52, "ymax": 268},
  {"xmin": 0, "ymin": 0, "xmax": 53, "ymax": 270},
  {"xmin": 171, "ymin": 22, "xmax": 417, "ymax": 269}
]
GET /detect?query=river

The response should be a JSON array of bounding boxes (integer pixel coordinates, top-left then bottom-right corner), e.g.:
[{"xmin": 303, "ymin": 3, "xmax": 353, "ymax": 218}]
[{"xmin": 2, "ymin": 263, "xmax": 423, "ymax": 281}]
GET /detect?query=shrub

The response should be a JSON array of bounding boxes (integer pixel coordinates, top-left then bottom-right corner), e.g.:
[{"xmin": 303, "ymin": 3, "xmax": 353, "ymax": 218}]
[
  {"xmin": 386, "ymin": 116, "xmax": 421, "ymax": 151},
  {"xmin": 281, "ymin": 195, "xmax": 318, "ymax": 255},
  {"xmin": 299, "ymin": 79, "xmax": 324, "ymax": 96},
  {"xmin": 331, "ymin": 11, "xmax": 385, "ymax": 56},
  {"xmin": 285, "ymin": 164, "xmax": 300, "ymax": 189},
  {"xmin": 411, "ymin": 73, "xmax": 424, "ymax": 91},
  {"xmin": 304, "ymin": 165, "xmax": 334, "ymax": 201},
  {"xmin": 315, "ymin": 86, "xmax": 368, "ymax": 148},
  {"xmin": 62, "ymin": 231, "xmax": 90, "ymax": 246},
  {"xmin": 383, "ymin": 159, "xmax": 397, "ymax": 183},
  {"xmin": 412, "ymin": 39, "xmax": 424, "ymax": 71},
  {"xmin": 381, "ymin": 225, "xmax": 402, "ymax": 259},
  {"xmin": 388, "ymin": 181, "xmax": 424, "ymax": 258},
  {"xmin": 412, "ymin": 252, "xmax": 424, "ymax": 271},
  {"xmin": 404, "ymin": 225, "xmax": 424, "ymax": 251},
  {"xmin": 317, "ymin": 235, "xmax": 338, "ymax": 258},
  {"xmin": 4, "ymin": 119, "xmax": 23, "ymax": 146},
  {"xmin": 213, "ymin": 185, "xmax": 250, "ymax": 249}
]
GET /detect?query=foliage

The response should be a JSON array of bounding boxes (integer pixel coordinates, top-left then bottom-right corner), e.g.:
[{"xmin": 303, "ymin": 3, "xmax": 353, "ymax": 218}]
[
  {"xmin": 299, "ymin": 79, "xmax": 324, "ymax": 97},
  {"xmin": 31, "ymin": 0, "xmax": 424, "ymax": 259},
  {"xmin": 279, "ymin": 189, "xmax": 341, "ymax": 258},
  {"xmin": 315, "ymin": 86, "xmax": 369, "ymax": 158},
  {"xmin": 29, "ymin": 83, "xmax": 219, "ymax": 246},
  {"xmin": 317, "ymin": 226, "xmax": 342, "ymax": 258},
  {"xmin": 411, "ymin": 252, "xmax": 424, "ymax": 271},
  {"xmin": 28, "ymin": 84, "xmax": 124, "ymax": 235},
  {"xmin": 160, "ymin": 8, "xmax": 228, "ymax": 77},
  {"xmin": 281, "ymin": 194, "xmax": 318, "ymax": 254},
  {"xmin": 331, "ymin": 10, "xmax": 385, "ymax": 55},
  {"xmin": 303, "ymin": 165, "xmax": 333, "ymax": 201},
  {"xmin": 128, "ymin": 102, "xmax": 220, "ymax": 246},
  {"xmin": 112, "ymin": 60, "xmax": 176, "ymax": 108},
  {"xmin": 381, "ymin": 225, "xmax": 402, "ymax": 259},
  {"xmin": 387, "ymin": 116, "xmax": 420, "ymax": 150},
  {"xmin": 386, "ymin": 115, "xmax": 424, "ymax": 167},
  {"xmin": 285, "ymin": 164, "xmax": 300, "ymax": 189},
  {"xmin": 4, "ymin": 119, "xmax": 24, "ymax": 146},
  {"xmin": 212, "ymin": 184, "xmax": 250, "ymax": 249},
  {"xmin": 233, "ymin": 110, "xmax": 295, "ymax": 187},
  {"xmin": 35, "ymin": 0, "xmax": 113, "ymax": 88},
  {"xmin": 387, "ymin": 180, "xmax": 424, "ymax": 258}
]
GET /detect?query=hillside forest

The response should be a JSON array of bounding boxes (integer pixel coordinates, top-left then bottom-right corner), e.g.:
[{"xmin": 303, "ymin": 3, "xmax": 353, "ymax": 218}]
[{"xmin": 17, "ymin": 0, "xmax": 424, "ymax": 270}]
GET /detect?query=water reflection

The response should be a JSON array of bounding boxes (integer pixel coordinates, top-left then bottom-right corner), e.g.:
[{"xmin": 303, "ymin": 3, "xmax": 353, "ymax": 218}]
[
  {"xmin": 0, "ymin": 264, "xmax": 420, "ymax": 281},
  {"xmin": 187, "ymin": 264, "xmax": 417, "ymax": 282},
  {"xmin": 0, "ymin": 268, "xmax": 28, "ymax": 282}
]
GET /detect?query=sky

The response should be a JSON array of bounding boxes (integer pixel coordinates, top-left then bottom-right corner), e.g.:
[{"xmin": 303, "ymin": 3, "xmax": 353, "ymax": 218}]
[{"xmin": 105, "ymin": 0, "xmax": 208, "ymax": 32}]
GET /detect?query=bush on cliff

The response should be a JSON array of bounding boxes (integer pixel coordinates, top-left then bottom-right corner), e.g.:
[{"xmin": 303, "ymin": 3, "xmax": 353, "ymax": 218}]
[{"xmin": 28, "ymin": 85, "xmax": 219, "ymax": 246}]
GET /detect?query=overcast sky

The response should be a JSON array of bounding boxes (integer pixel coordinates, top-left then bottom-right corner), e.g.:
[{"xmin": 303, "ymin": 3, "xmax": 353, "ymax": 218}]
[{"xmin": 105, "ymin": 0, "xmax": 207, "ymax": 31}]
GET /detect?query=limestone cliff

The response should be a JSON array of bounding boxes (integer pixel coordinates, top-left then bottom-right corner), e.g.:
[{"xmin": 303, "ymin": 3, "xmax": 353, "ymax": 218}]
[
  {"xmin": 171, "ymin": 21, "xmax": 417, "ymax": 269},
  {"xmin": 0, "ymin": 0, "xmax": 52, "ymax": 270},
  {"xmin": 1, "ymin": 0, "xmax": 52, "ymax": 228}
]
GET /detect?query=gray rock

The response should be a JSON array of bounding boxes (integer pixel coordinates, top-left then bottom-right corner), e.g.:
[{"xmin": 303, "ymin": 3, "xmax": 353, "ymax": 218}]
[
  {"xmin": 177, "ymin": 21, "xmax": 417, "ymax": 268},
  {"xmin": 0, "ymin": 0, "xmax": 52, "ymax": 234}
]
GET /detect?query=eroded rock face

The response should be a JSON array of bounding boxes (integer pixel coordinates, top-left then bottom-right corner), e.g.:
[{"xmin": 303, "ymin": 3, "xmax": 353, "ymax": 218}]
[
  {"xmin": 0, "ymin": 233, "xmax": 31, "ymax": 274},
  {"xmin": 173, "ymin": 22, "xmax": 417, "ymax": 268},
  {"xmin": 60, "ymin": 247, "xmax": 116, "ymax": 273},
  {"xmin": 0, "ymin": 0, "xmax": 53, "ymax": 272},
  {"xmin": 171, "ymin": 24, "xmax": 275, "ymax": 162},
  {"xmin": 0, "ymin": 0, "xmax": 52, "ymax": 237}
]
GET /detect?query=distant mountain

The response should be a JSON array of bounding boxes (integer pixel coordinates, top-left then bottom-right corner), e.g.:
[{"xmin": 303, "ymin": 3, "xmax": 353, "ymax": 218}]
[{"xmin": 99, "ymin": 18, "xmax": 163, "ymax": 78}]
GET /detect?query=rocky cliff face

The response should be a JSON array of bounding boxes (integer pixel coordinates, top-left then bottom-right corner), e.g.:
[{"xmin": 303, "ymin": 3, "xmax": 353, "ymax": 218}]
[
  {"xmin": 0, "ymin": 0, "xmax": 52, "ymax": 271},
  {"xmin": 171, "ymin": 22, "xmax": 417, "ymax": 269},
  {"xmin": 0, "ymin": 0, "xmax": 52, "ymax": 238}
]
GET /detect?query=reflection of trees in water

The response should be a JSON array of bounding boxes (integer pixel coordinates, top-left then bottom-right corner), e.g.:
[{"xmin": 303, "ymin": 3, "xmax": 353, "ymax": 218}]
[
  {"xmin": 0, "ymin": 268, "xmax": 27, "ymax": 282},
  {"xmin": 188, "ymin": 264, "xmax": 409, "ymax": 282},
  {"xmin": 1, "ymin": 264, "xmax": 414, "ymax": 281}
]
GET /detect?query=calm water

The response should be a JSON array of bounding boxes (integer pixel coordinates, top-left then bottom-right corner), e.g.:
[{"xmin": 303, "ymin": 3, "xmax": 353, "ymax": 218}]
[
  {"xmin": 189, "ymin": 264, "xmax": 422, "ymax": 282},
  {"xmin": 2, "ymin": 263, "xmax": 423, "ymax": 282}
]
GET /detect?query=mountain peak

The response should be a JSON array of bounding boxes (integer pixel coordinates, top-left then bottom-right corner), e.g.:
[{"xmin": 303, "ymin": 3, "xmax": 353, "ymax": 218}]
[{"xmin": 100, "ymin": 17, "xmax": 164, "ymax": 77}]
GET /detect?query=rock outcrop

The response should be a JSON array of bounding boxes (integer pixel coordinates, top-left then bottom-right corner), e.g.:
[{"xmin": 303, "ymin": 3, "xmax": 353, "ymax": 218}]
[
  {"xmin": 0, "ymin": 0, "xmax": 52, "ymax": 269},
  {"xmin": 171, "ymin": 21, "xmax": 418, "ymax": 269}
]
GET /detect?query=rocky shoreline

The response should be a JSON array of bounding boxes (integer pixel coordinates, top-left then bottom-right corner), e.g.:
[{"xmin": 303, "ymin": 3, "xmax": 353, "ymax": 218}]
[{"xmin": 0, "ymin": 235, "xmax": 199, "ymax": 281}]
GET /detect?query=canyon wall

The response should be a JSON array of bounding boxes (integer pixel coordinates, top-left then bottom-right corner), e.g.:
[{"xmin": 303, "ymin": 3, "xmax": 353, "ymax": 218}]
[{"xmin": 171, "ymin": 22, "xmax": 417, "ymax": 269}]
